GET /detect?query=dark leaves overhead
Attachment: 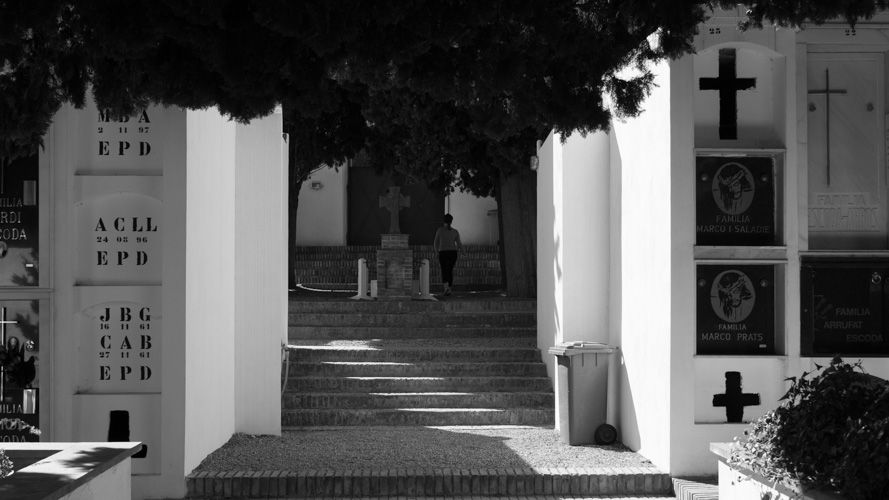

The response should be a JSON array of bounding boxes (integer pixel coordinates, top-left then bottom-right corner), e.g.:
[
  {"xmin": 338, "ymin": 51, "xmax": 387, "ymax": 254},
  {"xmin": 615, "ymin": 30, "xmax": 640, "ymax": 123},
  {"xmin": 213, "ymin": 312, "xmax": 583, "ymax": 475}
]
[{"xmin": 1, "ymin": 0, "xmax": 882, "ymax": 184}]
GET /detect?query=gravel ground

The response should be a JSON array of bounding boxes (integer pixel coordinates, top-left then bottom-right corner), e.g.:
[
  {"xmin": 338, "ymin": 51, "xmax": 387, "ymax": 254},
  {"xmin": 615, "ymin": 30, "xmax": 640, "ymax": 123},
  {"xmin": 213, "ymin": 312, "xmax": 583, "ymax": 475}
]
[{"xmin": 193, "ymin": 426, "xmax": 655, "ymax": 472}]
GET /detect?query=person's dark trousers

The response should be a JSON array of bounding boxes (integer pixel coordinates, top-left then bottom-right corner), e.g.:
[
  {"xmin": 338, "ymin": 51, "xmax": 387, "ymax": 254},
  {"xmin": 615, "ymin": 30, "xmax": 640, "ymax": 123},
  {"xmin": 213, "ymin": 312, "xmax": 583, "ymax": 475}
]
[{"xmin": 438, "ymin": 250, "xmax": 458, "ymax": 287}]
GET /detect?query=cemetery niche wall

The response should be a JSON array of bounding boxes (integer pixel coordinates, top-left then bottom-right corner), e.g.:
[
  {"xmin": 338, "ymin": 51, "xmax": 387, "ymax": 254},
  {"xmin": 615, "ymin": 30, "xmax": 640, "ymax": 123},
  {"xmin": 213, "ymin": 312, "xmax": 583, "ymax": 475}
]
[{"xmin": 65, "ymin": 101, "xmax": 166, "ymax": 476}]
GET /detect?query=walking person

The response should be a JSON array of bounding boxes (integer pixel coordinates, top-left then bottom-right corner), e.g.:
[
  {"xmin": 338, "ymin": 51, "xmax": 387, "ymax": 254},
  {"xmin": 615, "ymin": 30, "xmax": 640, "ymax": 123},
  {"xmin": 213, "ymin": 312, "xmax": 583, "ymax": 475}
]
[{"xmin": 433, "ymin": 214, "xmax": 462, "ymax": 296}]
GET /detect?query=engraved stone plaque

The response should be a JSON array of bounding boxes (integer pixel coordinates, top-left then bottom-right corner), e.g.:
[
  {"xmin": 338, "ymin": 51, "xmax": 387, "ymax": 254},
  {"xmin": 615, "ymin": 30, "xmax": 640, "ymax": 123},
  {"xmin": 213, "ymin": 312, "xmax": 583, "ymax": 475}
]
[
  {"xmin": 75, "ymin": 193, "xmax": 161, "ymax": 285},
  {"xmin": 76, "ymin": 103, "xmax": 163, "ymax": 175},
  {"xmin": 78, "ymin": 301, "xmax": 160, "ymax": 393}
]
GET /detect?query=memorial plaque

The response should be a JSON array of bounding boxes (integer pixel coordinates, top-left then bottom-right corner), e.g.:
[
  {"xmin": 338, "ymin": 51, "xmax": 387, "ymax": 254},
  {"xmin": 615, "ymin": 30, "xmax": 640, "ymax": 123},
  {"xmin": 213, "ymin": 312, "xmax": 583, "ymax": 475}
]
[
  {"xmin": 0, "ymin": 154, "xmax": 39, "ymax": 286},
  {"xmin": 0, "ymin": 389, "xmax": 39, "ymax": 442},
  {"xmin": 76, "ymin": 103, "xmax": 163, "ymax": 175},
  {"xmin": 697, "ymin": 265, "xmax": 775, "ymax": 355},
  {"xmin": 801, "ymin": 260, "xmax": 889, "ymax": 356},
  {"xmin": 75, "ymin": 193, "xmax": 162, "ymax": 285},
  {"xmin": 807, "ymin": 55, "xmax": 887, "ymax": 250},
  {"xmin": 696, "ymin": 156, "xmax": 775, "ymax": 246},
  {"xmin": 78, "ymin": 301, "xmax": 159, "ymax": 393},
  {"xmin": 0, "ymin": 300, "xmax": 40, "ymax": 441}
]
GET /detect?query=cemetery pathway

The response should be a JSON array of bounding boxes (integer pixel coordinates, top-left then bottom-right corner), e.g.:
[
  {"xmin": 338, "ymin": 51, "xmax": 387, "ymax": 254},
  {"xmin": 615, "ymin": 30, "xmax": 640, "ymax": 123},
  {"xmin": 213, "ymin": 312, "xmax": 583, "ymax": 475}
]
[{"xmin": 184, "ymin": 289, "xmax": 689, "ymax": 499}]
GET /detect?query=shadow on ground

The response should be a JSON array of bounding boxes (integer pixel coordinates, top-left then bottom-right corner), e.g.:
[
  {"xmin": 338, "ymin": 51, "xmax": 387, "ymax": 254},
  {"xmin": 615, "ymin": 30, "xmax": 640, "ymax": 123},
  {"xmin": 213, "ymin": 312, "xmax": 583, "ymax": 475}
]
[{"xmin": 194, "ymin": 426, "xmax": 652, "ymax": 471}]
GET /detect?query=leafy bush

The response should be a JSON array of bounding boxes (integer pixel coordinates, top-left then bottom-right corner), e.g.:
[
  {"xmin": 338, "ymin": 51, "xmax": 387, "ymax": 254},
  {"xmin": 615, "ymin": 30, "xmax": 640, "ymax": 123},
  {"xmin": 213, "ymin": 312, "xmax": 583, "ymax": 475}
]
[
  {"xmin": 729, "ymin": 357, "xmax": 889, "ymax": 500},
  {"xmin": 0, "ymin": 449, "xmax": 12, "ymax": 479}
]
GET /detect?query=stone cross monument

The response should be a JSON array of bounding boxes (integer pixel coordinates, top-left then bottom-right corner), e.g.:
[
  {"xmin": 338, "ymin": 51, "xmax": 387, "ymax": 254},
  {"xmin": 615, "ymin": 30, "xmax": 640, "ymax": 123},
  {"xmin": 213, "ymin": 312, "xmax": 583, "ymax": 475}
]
[
  {"xmin": 376, "ymin": 186, "xmax": 413, "ymax": 299},
  {"xmin": 379, "ymin": 186, "xmax": 410, "ymax": 234}
]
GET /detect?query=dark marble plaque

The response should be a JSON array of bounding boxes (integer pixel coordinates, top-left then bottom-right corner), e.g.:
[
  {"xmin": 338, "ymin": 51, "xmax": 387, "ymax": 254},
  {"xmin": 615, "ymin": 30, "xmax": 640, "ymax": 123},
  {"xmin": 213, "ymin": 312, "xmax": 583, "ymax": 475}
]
[
  {"xmin": 0, "ymin": 155, "xmax": 39, "ymax": 286},
  {"xmin": 697, "ymin": 265, "xmax": 775, "ymax": 355},
  {"xmin": 0, "ymin": 389, "xmax": 39, "ymax": 442},
  {"xmin": 696, "ymin": 156, "xmax": 775, "ymax": 246},
  {"xmin": 801, "ymin": 260, "xmax": 889, "ymax": 356}
]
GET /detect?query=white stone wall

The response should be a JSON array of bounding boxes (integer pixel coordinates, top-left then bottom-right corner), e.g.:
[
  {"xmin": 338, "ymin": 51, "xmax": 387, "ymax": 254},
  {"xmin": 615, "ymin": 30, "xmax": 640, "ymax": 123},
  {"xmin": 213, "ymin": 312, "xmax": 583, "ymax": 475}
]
[
  {"xmin": 48, "ymin": 103, "xmax": 286, "ymax": 499},
  {"xmin": 295, "ymin": 165, "xmax": 348, "ymax": 246},
  {"xmin": 182, "ymin": 108, "xmax": 238, "ymax": 479},
  {"xmin": 296, "ymin": 166, "xmax": 498, "ymax": 246},
  {"xmin": 234, "ymin": 116, "xmax": 286, "ymax": 436}
]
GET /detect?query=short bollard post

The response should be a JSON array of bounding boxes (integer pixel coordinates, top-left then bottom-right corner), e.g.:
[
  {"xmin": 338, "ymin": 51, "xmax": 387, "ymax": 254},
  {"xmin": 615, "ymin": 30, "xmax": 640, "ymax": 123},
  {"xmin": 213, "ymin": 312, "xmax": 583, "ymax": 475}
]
[
  {"xmin": 350, "ymin": 258, "xmax": 373, "ymax": 300},
  {"xmin": 414, "ymin": 259, "xmax": 437, "ymax": 301}
]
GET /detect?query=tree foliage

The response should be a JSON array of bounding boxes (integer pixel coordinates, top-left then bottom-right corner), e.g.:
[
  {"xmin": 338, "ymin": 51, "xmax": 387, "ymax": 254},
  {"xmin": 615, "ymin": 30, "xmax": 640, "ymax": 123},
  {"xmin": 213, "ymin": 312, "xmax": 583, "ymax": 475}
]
[
  {"xmin": 3, "ymin": 0, "xmax": 885, "ymax": 160},
  {"xmin": 3, "ymin": 0, "xmax": 885, "ymax": 293}
]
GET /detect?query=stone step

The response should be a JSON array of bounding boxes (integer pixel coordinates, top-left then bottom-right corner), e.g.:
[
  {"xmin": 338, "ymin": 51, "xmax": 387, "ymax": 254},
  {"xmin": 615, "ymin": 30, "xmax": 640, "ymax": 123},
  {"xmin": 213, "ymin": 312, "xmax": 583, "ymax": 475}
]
[
  {"xmin": 296, "ymin": 244, "xmax": 501, "ymax": 252},
  {"xmin": 296, "ymin": 258, "xmax": 500, "ymax": 271},
  {"xmin": 287, "ymin": 376, "xmax": 553, "ymax": 392},
  {"xmin": 283, "ymin": 391, "xmax": 554, "ymax": 410},
  {"xmin": 294, "ymin": 273, "xmax": 501, "ymax": 283},
  {"xmin": 288, "ymin": 346, "xmax": 543, "ymax": 362},
  {"xmin": 287, "ymin": 338, "xmax": 538, "ymax": 348},
  {"xmin": 293, "ymin": 245, "xmax": 504, "ymax": 286},
  {"xmin": 186, "ymin": 467, "xmax": 674, "ymax": 498},
  {"xmin": 290, "ymin": 311, "xmax": 535, "ymax": 327},
  {"xmin": 287, "ymin": 361, "xmax": 549, "ymax": 377},
  {"xmin": 671, "ymin": 477, "xmax": 718, "ymax": 500},
  {"xmin": 281, "ymin": 408, "xmax": 555, "ymax": 426},
  {"xmin": 289, "ymin": 325, "xmax": 536, "ymax": 340},
  {"xmin": 288, "ymin": 299, "xmax": 536, "ymax": 313}
]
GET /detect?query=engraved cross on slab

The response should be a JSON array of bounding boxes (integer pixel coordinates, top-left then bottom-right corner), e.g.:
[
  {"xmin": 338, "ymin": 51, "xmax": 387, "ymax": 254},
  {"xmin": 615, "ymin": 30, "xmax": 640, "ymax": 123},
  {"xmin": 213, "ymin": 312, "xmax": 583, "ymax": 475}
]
[
  {"xmin": 808, "ymin": 68, "xmax": 848, "ymax": 186},
  {"xmin": 379, "ymin": 186, "xmax": 410, "ymax": 234},
  {"xmin": 699, "ymin": 48, "xmax": 757, "ymax": 140},
  {"xmin": 0, "ymin": 307, "xmax": 19, "ymax": 399}
]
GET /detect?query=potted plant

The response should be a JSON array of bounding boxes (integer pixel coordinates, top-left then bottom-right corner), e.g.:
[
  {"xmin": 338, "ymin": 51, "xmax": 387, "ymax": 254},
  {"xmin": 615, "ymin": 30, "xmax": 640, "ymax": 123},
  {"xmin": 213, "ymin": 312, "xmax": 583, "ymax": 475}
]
[{"xmin": 720, "ymin": 357, "xmax": 888, "ymax": 500}]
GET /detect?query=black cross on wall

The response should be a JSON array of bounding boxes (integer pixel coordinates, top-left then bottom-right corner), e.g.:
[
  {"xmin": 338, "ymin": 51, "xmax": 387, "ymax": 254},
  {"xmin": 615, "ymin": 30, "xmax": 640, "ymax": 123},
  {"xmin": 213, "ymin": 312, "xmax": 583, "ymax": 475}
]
[
  {"xmin": 712, "ymin": 371, "xmax": 760, "ymax": 423},
  {"xmin": 699, "ymin": 48, "xmax": 757, "ymax": 140}
]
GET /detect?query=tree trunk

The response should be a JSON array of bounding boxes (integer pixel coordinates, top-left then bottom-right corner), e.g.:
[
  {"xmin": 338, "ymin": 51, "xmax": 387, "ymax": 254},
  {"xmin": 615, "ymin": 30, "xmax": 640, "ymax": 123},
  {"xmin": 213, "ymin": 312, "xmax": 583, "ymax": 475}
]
[
  {"xmin": 494, "ymin": 180, "xmax": 507, "ymax": 289},
  {"xmin": 288, "ymin": 175, "xmax": 304, "ymax": 290},
  {"xmin": 498, "ymin": 167, "xmax": 537, "ymax": 297},
  {"xmin": 285, "ymin": 126, "xmax": 305, "ymax": 290}
]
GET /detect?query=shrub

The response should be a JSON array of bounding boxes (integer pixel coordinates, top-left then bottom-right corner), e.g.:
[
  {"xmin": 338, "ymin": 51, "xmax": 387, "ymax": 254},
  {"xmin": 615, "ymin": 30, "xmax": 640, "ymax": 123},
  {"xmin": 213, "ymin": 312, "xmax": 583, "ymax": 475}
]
[{"xmin": 729, "ymin": 357, "xmax": 889, "ymax": 500}]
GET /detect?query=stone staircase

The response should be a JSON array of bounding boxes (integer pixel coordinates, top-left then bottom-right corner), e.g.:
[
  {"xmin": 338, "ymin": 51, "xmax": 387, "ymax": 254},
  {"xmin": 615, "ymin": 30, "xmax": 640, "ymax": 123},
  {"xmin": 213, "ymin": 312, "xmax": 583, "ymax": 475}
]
[
  {"xmin": 283, "ymin": 298, "xmax": 553, "ymax": 426},
  {"xmin": 185, "ymin": 296, "xmax": 679, "ymax": 498},
  {"xmin": 293, "ymin": 244, "xmax": 502, "ymax": 290}
]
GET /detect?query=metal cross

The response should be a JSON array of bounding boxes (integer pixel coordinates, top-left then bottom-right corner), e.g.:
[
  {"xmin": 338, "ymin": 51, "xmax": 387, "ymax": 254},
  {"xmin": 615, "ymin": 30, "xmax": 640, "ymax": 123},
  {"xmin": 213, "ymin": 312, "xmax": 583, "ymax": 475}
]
[
  {"xmin": 808, "ymin": 68, "xmax": 848, "ymax": 186},
  {"xmin": 379, "ymin": 186, "xmax": 411, "ymax": 234},
  {"xmin": 0, "ymin": 307, "xmax": 19, "ymax": 399}
]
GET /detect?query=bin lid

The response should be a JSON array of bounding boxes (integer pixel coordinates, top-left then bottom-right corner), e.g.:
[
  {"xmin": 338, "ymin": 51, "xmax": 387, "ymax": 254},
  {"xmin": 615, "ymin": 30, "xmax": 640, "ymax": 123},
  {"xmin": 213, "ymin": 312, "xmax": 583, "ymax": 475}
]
[{"xmin": 548, "ymin": 341, "xmax": 614, "ymax": 356}]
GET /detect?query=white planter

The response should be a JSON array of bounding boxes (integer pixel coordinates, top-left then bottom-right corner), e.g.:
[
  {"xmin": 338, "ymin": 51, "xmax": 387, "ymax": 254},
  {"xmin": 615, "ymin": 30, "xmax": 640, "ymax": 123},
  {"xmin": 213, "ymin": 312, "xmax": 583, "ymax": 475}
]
[
  {"xmin": 711, "ymin": 443, "xmax": 845, "ymax": 500},
  {"xmin": 0, "ymin": 442, "xmax": 140, "ymax": 500}
]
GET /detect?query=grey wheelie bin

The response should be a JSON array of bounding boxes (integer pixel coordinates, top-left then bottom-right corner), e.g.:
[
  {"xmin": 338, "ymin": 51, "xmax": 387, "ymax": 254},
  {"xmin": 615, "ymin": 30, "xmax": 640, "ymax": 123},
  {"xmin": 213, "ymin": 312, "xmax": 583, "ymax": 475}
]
[{"xmin": 548, "ymin": 341, "xmax": 617, "ymax": 445}]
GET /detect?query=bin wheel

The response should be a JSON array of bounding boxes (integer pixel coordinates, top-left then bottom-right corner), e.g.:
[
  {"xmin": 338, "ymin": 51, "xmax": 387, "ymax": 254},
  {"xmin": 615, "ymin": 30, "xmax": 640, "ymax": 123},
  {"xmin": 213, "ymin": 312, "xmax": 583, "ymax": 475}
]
[{"xmin": 594, "ymin": 424, "xmax": 617, "ymax": 445}]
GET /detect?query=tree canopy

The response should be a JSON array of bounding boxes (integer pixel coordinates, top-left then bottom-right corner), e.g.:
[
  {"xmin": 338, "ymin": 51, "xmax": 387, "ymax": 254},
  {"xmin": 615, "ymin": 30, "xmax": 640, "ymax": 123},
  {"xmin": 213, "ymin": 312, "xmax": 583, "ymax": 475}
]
[
  {"xmin": 3, "ymin": 0, "xmax": 885, "ymax": 295},
  {"xmin": 3, "ymin": 0, "xmax": 884, "ymax": 167}
]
